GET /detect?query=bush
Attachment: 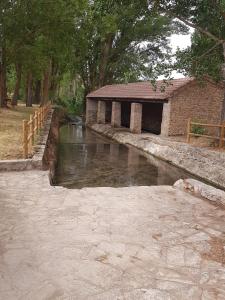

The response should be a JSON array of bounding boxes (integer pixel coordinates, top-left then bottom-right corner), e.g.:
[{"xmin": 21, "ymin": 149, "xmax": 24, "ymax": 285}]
[
  {"xmin": 55, "ymin": 85, "xmax": 85, "ymax": 115},
  {"xmin": 191, "ymin": 124, "xmax": 206, "ymax": 135}
]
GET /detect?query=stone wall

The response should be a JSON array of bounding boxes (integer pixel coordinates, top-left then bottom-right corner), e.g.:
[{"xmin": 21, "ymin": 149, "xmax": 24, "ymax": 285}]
[
  {"xmin": 86, "ymin": 98, "xmax": 97, "ymax": 125},
  {"xmin": 42, "ymin": 107, "xmax": 65, "ymax": 175},
  {"xmin": 168, "ymin": 81, "xmax": 224, "ymax": 135}
]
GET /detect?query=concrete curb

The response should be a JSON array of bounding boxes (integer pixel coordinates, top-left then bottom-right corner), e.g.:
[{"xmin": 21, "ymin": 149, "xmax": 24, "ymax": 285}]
[
  {"xmin": 0, "ymin": 109, "xmax": 54, "ymax": 172},
  {"xmin": 174, "ymin": 178, "xmax": 225, "ymax": 207}
]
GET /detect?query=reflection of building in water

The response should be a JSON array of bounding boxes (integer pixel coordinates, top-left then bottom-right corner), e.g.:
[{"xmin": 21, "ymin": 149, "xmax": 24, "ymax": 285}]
[
  {"xmin": 127, "ymin": 147, "xmax": 140, "ymax": 176},
  {"xmin": 109, "ymin": 144, "xmax": 119, "ymax": 162},
  {"xmin": 85, "ymin": 128, "xmax": 95, "ymax": 142},
  {"xmin": 96, "ymin": 143, "xmax": 104, "ymax": 153}
]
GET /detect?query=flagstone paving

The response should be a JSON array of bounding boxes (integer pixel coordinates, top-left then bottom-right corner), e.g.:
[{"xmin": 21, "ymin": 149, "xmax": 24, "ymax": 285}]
[{"xmin": 0, "ymin": 171, "xmax": 225, "ymax": 299}]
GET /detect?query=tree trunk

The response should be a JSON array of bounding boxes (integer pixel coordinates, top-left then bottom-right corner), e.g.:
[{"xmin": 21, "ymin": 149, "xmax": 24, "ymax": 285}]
[
  {"xmin": 221, "ymin": 42, "xmax": 225, "ymax": 122},
  {"xmin": 49, "ymin": 60, "xmax": 59, "ymax": 101},
  {"xmin": 12, "ymin": 64, "xmax": 22, "ymax": 106},
  {"xmin": 49, "ymin": 81, "xmax": 58, "ymax": 101},
  {"xmin": 0, "ymin": 65, "xmax": 5, "ymax": 108},
  {"xmin": 41, "ymin": 62, "xmax": 51, "ymax": 106},
  {"xmin": 0, "ymin": 45, "xmax": 7, "ymax": 107},
  {"xmin": 99, "ymin": 34, "xmax": 114, "ymax": 87},
  {"xmin": 25, "ymin": 72, "xmax": 33, "ymax": 107},
  {"xmin": 33, "ymin": 80, "xmax": 41, "ymax": 104}
]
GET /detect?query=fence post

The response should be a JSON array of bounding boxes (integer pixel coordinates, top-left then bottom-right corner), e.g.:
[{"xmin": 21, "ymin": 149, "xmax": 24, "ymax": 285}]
[
  {"xmin": 28, "ymin": 115, "xmax": 32, "ymax": 153},
  {"xmin": 41, "ymin": 107, "xmax": 44, "ymax": 126},
  {"xmin": 219, "ymin": 122, "xmax": 225, "ymax": 148},
  {"xmin": 37, "ymin": 110, "xmax": 39, "ymax": 132},
  {"xmin": 38, "ymin": 110, "xmax": 41, "ymax": 129},
  {"xmin": 23, "ymin": 120, "xmax": 28, "ymax": 159},
  {"xmin": 35, "ymin": 111, "xmax": 38, "ymax": 134},
  {"xmin": 186, "ymin": 118, "xmax": 191, "ymax": 143}
]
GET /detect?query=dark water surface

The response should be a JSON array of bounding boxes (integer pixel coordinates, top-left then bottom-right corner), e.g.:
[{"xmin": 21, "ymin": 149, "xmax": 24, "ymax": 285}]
[{"xmin": 54, "ymin": 123, "xmax": 193, "ymax": 189}]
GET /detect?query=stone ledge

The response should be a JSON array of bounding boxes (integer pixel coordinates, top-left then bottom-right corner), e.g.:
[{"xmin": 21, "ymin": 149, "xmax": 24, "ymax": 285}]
[
  {"xmin": 174, "ymin": 179, "xmax": 225, "ymax": 207},
  {"xmin": 0, "ymin": 109, "xmax": 54, "ymax": 172}
]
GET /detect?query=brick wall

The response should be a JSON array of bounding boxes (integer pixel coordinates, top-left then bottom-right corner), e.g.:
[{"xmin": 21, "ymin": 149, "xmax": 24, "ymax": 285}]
[{"xmin": 168, "ymin": 80, "xmax": 224, "ymax": 136}]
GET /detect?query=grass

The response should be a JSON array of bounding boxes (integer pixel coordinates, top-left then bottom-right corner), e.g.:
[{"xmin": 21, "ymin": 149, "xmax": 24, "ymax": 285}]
[{"xmin": 0, "ymin": 104, "xmax": 37, "ymax": 160}]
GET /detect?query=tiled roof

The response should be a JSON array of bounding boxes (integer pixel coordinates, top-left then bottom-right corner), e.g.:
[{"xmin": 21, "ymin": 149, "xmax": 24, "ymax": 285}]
[{"xmin": 87, "ymin": 78, "xmax": 194, "ymax": 100}]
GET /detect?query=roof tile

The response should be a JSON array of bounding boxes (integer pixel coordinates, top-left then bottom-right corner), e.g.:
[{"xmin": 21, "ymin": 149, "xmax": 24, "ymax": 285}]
[{"xmin": 87, "ymin": 78, "xmax": 194, "ymax": 100}]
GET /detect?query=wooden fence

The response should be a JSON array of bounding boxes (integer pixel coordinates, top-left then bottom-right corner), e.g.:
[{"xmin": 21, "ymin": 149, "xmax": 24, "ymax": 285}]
[
  {"xmin": 187, "ymin": 118, "xmax": 225, "ymax": 149},
  {"xmin": 23, "ymin": 103, "xmax": 51, "ymax": 158}
]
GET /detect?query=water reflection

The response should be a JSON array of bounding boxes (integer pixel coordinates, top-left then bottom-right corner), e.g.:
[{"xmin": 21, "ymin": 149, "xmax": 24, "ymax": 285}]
[{"xmin": 54, "ymin": 123, "xmax": 192, "ymax": 189}]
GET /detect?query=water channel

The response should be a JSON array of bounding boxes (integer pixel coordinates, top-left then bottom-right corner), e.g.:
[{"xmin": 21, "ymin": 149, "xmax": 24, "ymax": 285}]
[{"xmin": 54, "ymin": 121, "xmax": 194, "ymax": 189}]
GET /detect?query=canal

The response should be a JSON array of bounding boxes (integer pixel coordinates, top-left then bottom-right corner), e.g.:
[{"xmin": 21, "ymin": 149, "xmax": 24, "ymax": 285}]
[{"xmin": 54, "ymin": 122, "xmax": 193, "ymax": 189}]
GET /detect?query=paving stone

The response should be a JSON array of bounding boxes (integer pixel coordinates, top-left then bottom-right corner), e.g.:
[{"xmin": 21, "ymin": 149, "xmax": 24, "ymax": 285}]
[{"xmin": 0, "ymin": 170, "xmax": 225, "ymax": 299}]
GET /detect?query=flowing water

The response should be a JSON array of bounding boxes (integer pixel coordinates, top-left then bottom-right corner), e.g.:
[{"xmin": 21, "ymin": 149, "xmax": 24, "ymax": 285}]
[{"xmin": 54, "ymin": 122, "xmax": 193, "ymax": 189}]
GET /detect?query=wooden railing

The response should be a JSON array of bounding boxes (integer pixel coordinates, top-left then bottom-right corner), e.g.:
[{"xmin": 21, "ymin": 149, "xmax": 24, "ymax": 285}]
[
  {"xmin": 23, "ymin": 103, "xmax": 51, "ymax": 158},
  {"xmin": 187, "ymin": 118, "xmax": 225, "ymax": 149}
]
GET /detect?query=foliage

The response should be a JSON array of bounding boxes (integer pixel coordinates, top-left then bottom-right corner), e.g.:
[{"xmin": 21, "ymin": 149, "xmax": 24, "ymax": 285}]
[
  {"xmin": 191, "ymin": 123, "xmax": 206, "ymax": 136},
  {"xmin": 1, "ymin": 0, "xmax": 186, "ymax": 109},
  {"xmin": 154, "ymin": 0, "xmax": 225, "ymax": 81},
  {"xmin": 175, "ymin": 35, "xmax": 224, "ymax": 81},
  {"xmin": 4, "ymin": 0, "xmax": 217, "ymax": 111},
  {"xmin": 56, "ymin": 78, "xmax": 85, "ymax": 115},
  {"xmin": 1, "ymin": 0, "xmax": 84, "ymax": 106},
  {"xmin": 71, "ymin": 0, "xmax": 185, "ymax": 94}
]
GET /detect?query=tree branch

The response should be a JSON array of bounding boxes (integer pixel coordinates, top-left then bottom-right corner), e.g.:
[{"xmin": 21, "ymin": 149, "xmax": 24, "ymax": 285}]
[
  {"xmin": 175, "ymin": 15, "xmax": 224, "ymax": 43},
  {"xmin": 197, "ymin": 40, "xmax": 223, "ymax": 60}
]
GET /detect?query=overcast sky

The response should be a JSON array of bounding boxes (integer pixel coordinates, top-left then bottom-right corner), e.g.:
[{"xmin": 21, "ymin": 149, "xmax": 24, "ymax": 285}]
[
  {"xmin": 170, "ymin": 34, "xmax": 192, "ymax": 52},
  {"xmin": 158, "ymin": 33, "xmax": 192, "ymax": 79},
  {"xmin": 166, "ymin": 33, "xmax": 192, "ymax": 79}
]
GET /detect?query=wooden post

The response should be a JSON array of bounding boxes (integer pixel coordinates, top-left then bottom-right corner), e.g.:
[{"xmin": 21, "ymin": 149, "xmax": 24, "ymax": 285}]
[
  {"xmin": 186, "ymin": 118, "xmax": 191, "ymax": 143},
  {"xmin": 35, "ymin": 111, "xmax": 38, "ymax": 134},
  {"xmin": 38, "ymin": 110, "xmax": 41, "ymax": 129},
  {"xmin": 29, "ymin": 115, "xmax": 33, "ymax": 152},
  {"xmin": 41, "ymin": 107, "xmax": 43, "ymax": 126},
  {"xmin": 39, "ymin": 108, "xmax": 42, "ymax": 127},
  {"xmin": 23, "ymin": 120, "xmax": 28, "ymax": 159},
  {"xmin": 219, "ymin": 122, "xmax": 225, "ymax": 148},
  {"xmin": 37, "ymin": 110, "xmax": 39, "ymax": 132}
]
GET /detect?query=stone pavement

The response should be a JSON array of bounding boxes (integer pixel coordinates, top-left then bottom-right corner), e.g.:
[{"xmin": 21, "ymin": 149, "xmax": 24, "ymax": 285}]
[{"xmin": 1, "ymin": 171, "xmax": 225, "ymax": 299}]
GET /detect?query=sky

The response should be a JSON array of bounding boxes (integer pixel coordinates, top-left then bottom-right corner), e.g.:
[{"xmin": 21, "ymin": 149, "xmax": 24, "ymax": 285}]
[
  {"xmin": 167, "ymin": 33, "xmax": 192, "ymax": 79},
  {"xmin": 170, "ymin": 33, "xmax": 192, "ymax": 52}
]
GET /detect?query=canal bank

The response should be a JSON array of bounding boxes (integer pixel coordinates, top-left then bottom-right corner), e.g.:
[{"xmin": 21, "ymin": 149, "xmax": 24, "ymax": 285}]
[{"xmin": 90, "ymin": 124, "xmax": 225, "ymax": 191}]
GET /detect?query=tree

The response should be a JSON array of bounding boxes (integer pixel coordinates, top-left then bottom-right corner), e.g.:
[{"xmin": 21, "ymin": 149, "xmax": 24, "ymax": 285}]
[
  {"xmin": 71, "ymin": 0, "xmax": 183, "ymax": 95},
  {"xmin": 153, "ymin": 0, "xmax": 225, "ymax": 120},
  {"xmin": 0, "ymin": 0, "xmax": 11, "ymax": 107},
  {"xmin": 1, "ymin": 0, "xmax": 84, "ymax": 107}
]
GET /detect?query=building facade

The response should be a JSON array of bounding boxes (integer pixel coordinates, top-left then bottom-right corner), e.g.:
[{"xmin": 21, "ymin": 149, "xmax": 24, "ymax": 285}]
[{"xmin": 86, "ymin": 78, "xmax": 224, "ymax": 136}]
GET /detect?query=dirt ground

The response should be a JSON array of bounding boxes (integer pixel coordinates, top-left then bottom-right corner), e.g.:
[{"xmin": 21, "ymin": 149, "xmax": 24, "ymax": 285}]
[{"xmin": 0, "ymin": 104, "xmax": 37, "ymax": 160}]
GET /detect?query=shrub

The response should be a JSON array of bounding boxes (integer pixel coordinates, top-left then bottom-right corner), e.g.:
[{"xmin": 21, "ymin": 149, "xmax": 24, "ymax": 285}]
[
  {"xmin": 55, "ymin": 85, "xmax": 85, "ymax": 115},
  {"xmin": 191, "ymin": 124, "xmax": 206, "ymax": 135}
]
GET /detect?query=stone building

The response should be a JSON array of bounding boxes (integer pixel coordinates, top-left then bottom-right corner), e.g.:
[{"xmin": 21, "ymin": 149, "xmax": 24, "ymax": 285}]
[{"xmin": 86, "ymin": 77, "xmax": 224, "ymax": 136}]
